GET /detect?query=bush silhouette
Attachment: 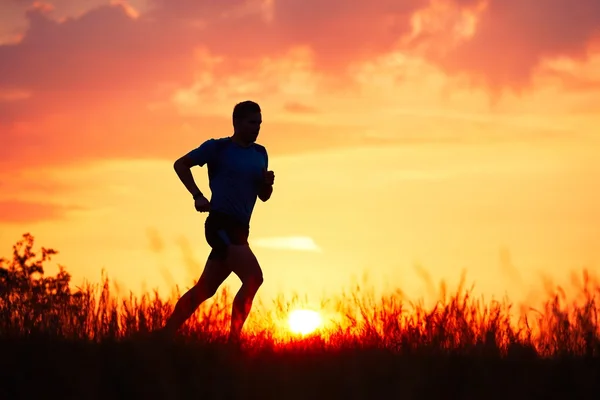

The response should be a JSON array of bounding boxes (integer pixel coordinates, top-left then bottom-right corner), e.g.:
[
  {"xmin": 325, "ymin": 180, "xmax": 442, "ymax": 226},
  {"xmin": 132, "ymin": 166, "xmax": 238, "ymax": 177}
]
[{"xmin": 0, "ymin": 233, "xmax": 76, "ymax": 337}]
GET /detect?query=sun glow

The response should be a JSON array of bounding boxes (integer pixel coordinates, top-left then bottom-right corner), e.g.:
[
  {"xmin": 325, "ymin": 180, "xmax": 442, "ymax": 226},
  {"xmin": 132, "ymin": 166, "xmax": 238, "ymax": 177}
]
[{"xmin": 287, "ymin": 309, "xmax": 323, "ymax": 335}]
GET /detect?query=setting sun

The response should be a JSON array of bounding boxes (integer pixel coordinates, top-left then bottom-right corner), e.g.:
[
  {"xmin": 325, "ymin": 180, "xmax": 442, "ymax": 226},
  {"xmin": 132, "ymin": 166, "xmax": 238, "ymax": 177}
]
[{"xmin": 288, "ymin": 309, "xmax": 323, "ymax": 335}]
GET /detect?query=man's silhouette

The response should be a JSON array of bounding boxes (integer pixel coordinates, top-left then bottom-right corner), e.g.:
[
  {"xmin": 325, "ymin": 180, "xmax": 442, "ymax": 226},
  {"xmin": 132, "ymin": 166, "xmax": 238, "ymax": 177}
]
[{"xmin": 158, "ymin": 100, "xmax": 274, "ymax": 344}]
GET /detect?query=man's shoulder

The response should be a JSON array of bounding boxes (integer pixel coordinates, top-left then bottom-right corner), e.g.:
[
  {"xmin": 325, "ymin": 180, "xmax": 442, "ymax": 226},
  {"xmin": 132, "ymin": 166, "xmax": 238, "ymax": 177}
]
[
  {"xmin": 208, "ymin": 137, "xmax": 233, "ymax": 146},
  {"xmin": 252, "ymin": 143, "xmax": 267, "ymax": 156},
  {"xmin": 204, "ymin": 137, "xmax": 233, "ymax": 152},
  {"xmin": 198, "ymin": 138, "xmax": 232, "ymax": 168}
]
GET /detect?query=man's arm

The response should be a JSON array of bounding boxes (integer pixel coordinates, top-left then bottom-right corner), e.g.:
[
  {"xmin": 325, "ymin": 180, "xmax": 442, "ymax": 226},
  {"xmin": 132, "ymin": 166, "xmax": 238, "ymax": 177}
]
[
  {"xmin": 258, "ymin": 147, "xmax": 272, "ymax": 202},
  {"xmin": 174, "ymin": 139, "xmax": 216, "ymax": 198},
  {"xmin": 173, "ymin": 155, "xmax": 203, "ymax": 198},
  {"xmin": 258, "ymin": 183, "xmax": 273, "ymax": 202}
]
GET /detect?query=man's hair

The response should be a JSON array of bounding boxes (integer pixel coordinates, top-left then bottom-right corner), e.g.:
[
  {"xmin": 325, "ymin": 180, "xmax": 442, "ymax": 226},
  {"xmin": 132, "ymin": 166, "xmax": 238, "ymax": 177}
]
[{"xmin": 232, "ymin": 100, "xmax": 261, "ymax": 122}]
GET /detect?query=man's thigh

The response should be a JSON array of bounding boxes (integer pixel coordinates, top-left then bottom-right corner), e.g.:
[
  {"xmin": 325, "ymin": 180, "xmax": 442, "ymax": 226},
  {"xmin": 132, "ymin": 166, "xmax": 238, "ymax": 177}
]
[
  {"xmin": 204, "ymin": 212, "xmax": 259, "ymax": 282},
  {"xmin": 197, "ymin": 257, "xmax": 232, "ymax": 292},
  {"xmin": 226, "ymin": 244, "xmax": 263, "ymax": 283},
  {"xmin": 204, "ymin": 212, "xmax": 248, "ymax": 261}
]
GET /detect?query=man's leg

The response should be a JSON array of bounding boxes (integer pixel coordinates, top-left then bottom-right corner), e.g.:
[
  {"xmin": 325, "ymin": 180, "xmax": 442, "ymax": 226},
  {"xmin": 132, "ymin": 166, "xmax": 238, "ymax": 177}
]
[
  {"xmin": 162, "ymin": 255, "xmax": 231, "ymax": 336},
  {"xmin": 226, "ymin": 245, "xmax": 264, "ymax": 342}
]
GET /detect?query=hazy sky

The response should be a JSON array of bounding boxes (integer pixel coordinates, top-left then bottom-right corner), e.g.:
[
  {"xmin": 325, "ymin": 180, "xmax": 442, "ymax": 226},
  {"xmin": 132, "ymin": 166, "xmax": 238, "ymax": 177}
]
[{"xmin": 1, "ymin": 0, "xmax": 599, "ymax": 311}]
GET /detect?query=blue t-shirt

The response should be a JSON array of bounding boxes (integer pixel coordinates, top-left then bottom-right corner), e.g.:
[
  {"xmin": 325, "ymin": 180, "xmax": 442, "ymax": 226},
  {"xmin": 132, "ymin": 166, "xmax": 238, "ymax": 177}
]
[{"xmin": 187, "ymin": 137, "xmax": 268, "ymax": 225}]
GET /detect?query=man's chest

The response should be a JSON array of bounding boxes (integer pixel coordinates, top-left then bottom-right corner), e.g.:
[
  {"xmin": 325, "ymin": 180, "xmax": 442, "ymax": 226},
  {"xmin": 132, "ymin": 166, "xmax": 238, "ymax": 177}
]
[{"xmin": 217, "ymin": 149, "xmax": 265, "ymax": 183}]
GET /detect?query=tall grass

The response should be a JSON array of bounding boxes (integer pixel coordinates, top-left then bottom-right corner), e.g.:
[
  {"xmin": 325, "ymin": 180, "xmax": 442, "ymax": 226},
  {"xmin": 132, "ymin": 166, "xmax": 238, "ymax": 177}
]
[{"xmin": 1, "ymin": 233, "xmax": 599, "ymax": 358}]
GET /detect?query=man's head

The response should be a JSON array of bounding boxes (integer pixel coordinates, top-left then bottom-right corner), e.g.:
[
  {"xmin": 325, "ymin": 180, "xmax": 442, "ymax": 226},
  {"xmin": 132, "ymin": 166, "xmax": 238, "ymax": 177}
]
[{"xmin": 232, "ymin": 100, "xmax": 262, "ymax": 145}]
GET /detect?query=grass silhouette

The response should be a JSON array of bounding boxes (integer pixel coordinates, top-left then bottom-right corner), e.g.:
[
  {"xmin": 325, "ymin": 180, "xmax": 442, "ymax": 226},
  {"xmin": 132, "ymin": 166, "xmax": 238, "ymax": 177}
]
[{"xmin": 1, "ymin": 233, "xmax": 600, "ymax": 399}]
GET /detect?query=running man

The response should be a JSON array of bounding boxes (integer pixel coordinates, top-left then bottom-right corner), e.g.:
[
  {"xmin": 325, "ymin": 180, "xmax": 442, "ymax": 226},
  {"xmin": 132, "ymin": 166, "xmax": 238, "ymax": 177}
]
[{"xmin": 159, "ymin": 100, "xmax": 274, "ymax": 343}]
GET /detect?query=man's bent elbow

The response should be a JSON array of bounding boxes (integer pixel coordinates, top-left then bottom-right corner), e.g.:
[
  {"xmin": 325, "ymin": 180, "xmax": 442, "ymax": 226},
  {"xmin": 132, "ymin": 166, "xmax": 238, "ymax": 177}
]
[{"xmin": 173, "ymin": 155, "xmax": 195, "ymax": 171}]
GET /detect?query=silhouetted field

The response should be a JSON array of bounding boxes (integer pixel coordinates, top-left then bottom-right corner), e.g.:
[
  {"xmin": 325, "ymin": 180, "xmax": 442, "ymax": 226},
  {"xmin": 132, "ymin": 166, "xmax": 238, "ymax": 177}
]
[{"xmin": 1, "ymin": 233, "xmax": 600, "ymax": 399}]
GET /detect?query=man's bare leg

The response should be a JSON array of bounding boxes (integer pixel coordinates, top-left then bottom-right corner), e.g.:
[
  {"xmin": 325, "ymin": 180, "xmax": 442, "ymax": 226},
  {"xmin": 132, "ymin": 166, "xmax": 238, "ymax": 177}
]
[
  {"xmin": 161, "ymin": 257, "xmax": 232, "ymax": 336},
  {"xmin": 226, "ymin": 244, "xmax": 264, "ymax": 343}
]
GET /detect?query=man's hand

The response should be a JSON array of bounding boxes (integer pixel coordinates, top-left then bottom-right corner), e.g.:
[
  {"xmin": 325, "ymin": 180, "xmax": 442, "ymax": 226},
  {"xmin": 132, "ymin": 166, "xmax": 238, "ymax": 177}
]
[
  {"xmin": 263, "ymin": 169, "xmax": 275, "ymax": 186},
  {"xmin": 194, "ymin": 195, "xmax": 210, "ymax": 213},
  {"xmin": 259, "ymin": 169, "xmax": 274, "ymax": 202}
]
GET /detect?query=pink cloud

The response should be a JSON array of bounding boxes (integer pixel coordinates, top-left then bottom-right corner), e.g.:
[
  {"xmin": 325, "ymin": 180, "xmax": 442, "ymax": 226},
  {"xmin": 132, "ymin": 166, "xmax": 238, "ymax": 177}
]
[
  {"xmin": 1, "ymin": 1, "xmax": 429, "ymax": 97},
  {"xmin": 2, "ymin": 1, "xmax": 414, "ymax": 169},
  {"xmin": 0, "ymin": 5, "xmax": 196, "ymax": 95},
  {"xmin": 141, "ymin": 0, "xmax": 427, "ymax": 74},
  {"xmin": 2, "ymin": 1, "xmax": 600, "ymax": 97},
  {"xmin": 429, "ymin": 0, "xmax": 600, "ymax": 90},
  {"xmin": 1, "ymin": 0, "xmax": 599, "ymax": 174}
]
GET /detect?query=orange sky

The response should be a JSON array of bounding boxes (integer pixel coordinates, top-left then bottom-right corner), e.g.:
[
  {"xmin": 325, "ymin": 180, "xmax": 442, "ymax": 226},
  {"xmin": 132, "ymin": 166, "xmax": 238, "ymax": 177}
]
[{"xmin": 2, "ymin": 0, "xmax": 600, "ymax": 312}]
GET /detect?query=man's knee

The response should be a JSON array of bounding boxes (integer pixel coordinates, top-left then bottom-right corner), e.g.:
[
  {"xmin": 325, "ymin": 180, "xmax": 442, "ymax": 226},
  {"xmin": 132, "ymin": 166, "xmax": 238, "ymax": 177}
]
[
  {"xmin": 196, "ymin": 269, "xmax": 226, "ymax": 298},
  {"xmin": 195, "ymin": 279, "xmax": 219, "ymax": 299},
  {"xmin": 228, "ymin": 245, "xmax": 263, "ymax": 281},
  {"xmin": 243, "ymin": 272, "xmax": 263, "ymax": 292},
  {"xmin": 251, "ymin": 272, "xmax": 264, "ymax": 287}
]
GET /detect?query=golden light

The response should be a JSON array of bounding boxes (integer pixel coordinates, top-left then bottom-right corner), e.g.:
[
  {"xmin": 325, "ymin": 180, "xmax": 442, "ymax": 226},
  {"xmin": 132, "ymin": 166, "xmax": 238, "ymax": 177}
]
[{"xmin": 287, "ymin": 309, "xmax": 323, "ymax": 335}]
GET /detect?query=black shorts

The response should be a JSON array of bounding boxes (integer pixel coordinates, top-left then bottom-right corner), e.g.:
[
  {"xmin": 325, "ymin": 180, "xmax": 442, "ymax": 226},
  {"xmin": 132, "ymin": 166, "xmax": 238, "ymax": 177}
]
[{"xmin": 205, "ymin": 211, "xmax": 249, "ymax": 260}]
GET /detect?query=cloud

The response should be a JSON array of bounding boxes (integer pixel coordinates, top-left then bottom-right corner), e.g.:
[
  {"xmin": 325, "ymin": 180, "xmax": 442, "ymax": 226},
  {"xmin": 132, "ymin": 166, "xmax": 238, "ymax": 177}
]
[
  {"xmin": 0, "ymin": 1, "xmax": 147, "ymax": 43},
  {"xmin": 1, "ymin": 0, "xmax": 599, "ymax": 174},
  {"xmin": 0, "ymin": 0, "xmax": 424, "ymax": 100},
  {"xmin": 251, "ymin": 236, "xmax": 322, "ymax": 252},
  {"xmin": 2, "ymin": 0, "xmax": 599, "ymax": 98},
  {"xmin": 0, "ymin": 4, "xmax": 196, "ymax": 96},
  {"xmin": 0, "ymin": 200, "xmax": 82, "ymax": 223},
  {"xmin": 144, "ymin": 0, "xmax": 426, "ymax": 71},
  {"xmin": 416, "ymin": 0, "xmax": 600, "ymax": 90},
  {"xmin": 0, "ymin": 2, "xmax": 383, "ymax": 169}
]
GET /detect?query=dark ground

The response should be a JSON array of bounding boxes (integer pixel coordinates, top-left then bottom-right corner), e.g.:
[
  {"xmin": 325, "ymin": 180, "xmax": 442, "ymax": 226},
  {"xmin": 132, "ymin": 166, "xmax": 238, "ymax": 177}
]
[{"xmin": 1, "ymin": 336, "xmax": 599, "ymax": 400}]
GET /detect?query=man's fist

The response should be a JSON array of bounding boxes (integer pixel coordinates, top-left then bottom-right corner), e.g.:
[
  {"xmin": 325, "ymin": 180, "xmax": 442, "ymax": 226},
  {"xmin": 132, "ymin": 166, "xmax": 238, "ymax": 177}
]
[
  {"xmin": 194, "ymin": 195, "xmax": 210, "ymax": 213},
  {"xmin": 263, "ymin": 169, "xmax": 275, "ymax": 186}
]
